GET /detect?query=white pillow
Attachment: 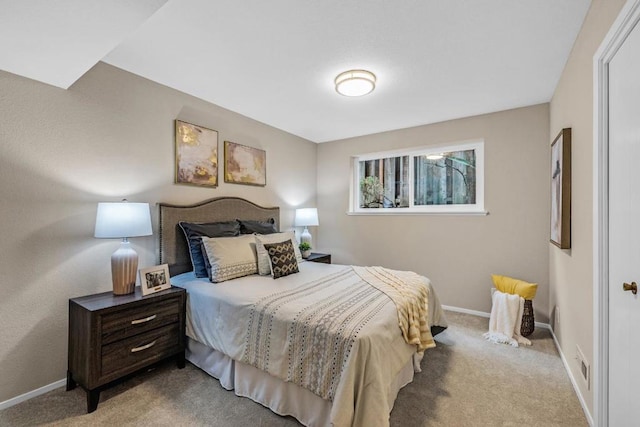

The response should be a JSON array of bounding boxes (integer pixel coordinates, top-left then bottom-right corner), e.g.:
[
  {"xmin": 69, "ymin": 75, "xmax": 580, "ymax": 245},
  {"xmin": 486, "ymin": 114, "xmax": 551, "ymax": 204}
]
[
  {"xmin": 255, "ymin": 231, "xmax": 302, "ymax": 275},
  {"xmin": 201, "ymin": 234, "xmax": 257, "ymax": 283}
]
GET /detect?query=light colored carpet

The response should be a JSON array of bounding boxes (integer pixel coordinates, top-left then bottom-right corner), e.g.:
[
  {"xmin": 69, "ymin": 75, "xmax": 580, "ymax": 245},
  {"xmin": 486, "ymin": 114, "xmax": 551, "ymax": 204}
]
[{"xmin": 0, "ymin": 311, "xmax": 587, "ymax": 426}]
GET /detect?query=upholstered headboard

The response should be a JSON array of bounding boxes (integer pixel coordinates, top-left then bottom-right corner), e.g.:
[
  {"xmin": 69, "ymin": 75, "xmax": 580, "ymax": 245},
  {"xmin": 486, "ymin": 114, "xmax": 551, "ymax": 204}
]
[{"xmin": 158, "ymin": 197, "xmax": 280, "ymax": 276}]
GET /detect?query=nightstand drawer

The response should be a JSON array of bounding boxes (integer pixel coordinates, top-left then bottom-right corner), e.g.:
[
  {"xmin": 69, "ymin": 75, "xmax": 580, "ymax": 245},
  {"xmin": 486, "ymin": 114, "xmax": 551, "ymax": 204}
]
[
  {"xmin": 101, "ymin": 297, "xmax": 181, "ymax": 344},
  {"xmin": 101, "ymin": 322, "xmax": 181, "ymax": 378}
]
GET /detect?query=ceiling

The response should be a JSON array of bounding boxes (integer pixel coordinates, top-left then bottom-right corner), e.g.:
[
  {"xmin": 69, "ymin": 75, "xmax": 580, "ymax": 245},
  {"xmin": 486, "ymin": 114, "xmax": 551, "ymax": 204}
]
[{"xmin": 1, "ymin": 0, "xmax": 591, "ymax": 143}]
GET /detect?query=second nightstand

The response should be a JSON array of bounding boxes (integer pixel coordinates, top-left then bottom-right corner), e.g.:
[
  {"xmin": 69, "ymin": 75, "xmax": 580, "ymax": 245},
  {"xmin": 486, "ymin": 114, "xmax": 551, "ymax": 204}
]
[{"xmin": 306, "ymin": 252, "xmax": 331, "ymax": 264}]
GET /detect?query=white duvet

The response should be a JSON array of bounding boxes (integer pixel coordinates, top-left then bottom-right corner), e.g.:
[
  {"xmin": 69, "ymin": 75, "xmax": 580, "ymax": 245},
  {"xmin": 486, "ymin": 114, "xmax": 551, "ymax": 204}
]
[{"xmin": 172, "ymin": 261, "xmax": 447, "ymax": 427}]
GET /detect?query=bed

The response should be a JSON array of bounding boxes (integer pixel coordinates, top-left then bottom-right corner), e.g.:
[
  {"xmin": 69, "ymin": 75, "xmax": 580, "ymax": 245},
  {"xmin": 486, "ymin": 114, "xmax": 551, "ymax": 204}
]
[{"xmin": 158, "ymin": 197, "xmax": 447, "ymax": 427}]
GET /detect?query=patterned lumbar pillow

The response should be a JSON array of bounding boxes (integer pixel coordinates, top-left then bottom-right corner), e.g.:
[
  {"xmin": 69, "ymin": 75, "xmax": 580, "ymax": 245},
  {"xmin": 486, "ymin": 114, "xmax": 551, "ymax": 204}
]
[
  {"xmin": 179, "ymin": 220, "xmax": 240, "ymax": 277},
  {"xmin": 263, "ymin": 239, "xmax": 299, "ymax": 279},
  {"xmin": 201, "ymin": 234, "xmax": 258, "ymax": 283}
]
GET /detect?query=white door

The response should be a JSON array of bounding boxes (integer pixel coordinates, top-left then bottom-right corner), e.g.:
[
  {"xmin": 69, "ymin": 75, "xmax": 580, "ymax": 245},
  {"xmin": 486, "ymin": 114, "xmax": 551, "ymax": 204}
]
[{"xmin": 608, "ymin": 16, "xmax": 640, "ymax": 426}]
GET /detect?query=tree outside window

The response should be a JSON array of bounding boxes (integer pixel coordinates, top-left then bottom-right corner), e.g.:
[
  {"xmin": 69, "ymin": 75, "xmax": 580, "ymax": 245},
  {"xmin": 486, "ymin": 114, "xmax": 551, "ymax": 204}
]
[
  {"xmin": 413, "ymin": 149, "xmax": 476, "ymax": 206},
  {"xmin": 358, "ymin": 156, "xmax": 409, "ymax": 208}
]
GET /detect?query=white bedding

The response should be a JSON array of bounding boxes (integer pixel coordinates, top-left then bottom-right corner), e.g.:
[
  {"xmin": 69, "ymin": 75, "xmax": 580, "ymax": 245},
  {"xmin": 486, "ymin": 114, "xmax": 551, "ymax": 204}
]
[{"xmin": 172, "ymin": 261, "xmax": 447, "ymax": 426}]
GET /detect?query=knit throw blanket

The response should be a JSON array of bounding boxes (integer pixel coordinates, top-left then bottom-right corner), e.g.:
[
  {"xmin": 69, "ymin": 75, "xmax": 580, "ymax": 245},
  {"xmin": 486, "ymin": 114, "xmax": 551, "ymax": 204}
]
[{"xmin": 352, "ymin": 266, "xmax": 435, "ymax": 352}]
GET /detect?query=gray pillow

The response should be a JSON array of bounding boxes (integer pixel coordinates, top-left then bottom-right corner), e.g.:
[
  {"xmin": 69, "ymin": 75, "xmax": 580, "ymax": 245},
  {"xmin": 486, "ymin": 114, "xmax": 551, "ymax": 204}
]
[
  {"xmin": 179, "ymin": 221, "xmax": 240, "ymax": 277},
  {"xmin": 238, "ymin": 218, "xmax": 277, "ymax": 234}
]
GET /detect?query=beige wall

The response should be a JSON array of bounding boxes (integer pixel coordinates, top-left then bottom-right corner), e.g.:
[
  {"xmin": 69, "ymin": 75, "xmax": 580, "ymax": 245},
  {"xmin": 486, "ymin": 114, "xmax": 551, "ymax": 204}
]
[
  {"xmin": 317, "ymin": 104, "xmax": 550, "ymax": 320},
  {"xmin": 549, "ymin": 0, "xmax": 626, "ymax": 416},
  {"xmin": 0, "ymin": 63, "xmax": 317, "ymax": 403}
]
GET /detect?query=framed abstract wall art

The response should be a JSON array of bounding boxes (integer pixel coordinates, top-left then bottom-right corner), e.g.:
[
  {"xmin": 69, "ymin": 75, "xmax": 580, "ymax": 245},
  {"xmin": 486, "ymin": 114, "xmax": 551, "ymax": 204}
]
[
  {"xmin": 175, "ymin": 120, "xmax": 218, "ymax": 187},
  {"xmin": 224, "ymin": 140, "xmax": 266, "ymax": 186},
  {"xmin": 550, "ymin": 128, "xmax": 571, "ymax": 249}
]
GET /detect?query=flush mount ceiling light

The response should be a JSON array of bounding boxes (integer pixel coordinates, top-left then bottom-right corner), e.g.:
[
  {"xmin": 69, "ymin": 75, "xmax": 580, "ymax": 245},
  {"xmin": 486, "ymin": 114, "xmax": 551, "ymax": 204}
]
[
  {"xmin": 335, "ymin": 69, "xmax": 376, "ymax": 97},
  {"xmin": 426, "ymin": 153, "xmax": 444, "ymax": 160}
]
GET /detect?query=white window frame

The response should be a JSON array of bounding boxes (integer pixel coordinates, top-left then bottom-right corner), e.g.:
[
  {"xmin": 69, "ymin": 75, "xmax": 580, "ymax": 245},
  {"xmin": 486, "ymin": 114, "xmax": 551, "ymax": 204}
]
[{"xmin": 348, "ymin": 139, "xmax": 486, "ymax": 215}]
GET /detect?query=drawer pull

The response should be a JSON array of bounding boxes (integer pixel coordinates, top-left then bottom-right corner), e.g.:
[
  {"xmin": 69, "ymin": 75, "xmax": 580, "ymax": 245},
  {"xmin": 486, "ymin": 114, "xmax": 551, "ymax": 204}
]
[
  {"xmin": 131, "ymin": 314, "xmax": 157, "ymax": 325},
  {"xmin": 130, "ymin": 340, "xmax": 156, "ymax": 353}
]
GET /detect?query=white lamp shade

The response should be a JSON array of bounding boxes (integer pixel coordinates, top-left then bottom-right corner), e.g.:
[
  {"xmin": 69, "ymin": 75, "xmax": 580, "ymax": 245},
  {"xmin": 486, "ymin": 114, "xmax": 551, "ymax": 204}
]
[
  {"xmin": 94, "ymin": 202, "xmax": 152, "ymax": 238},
  {"xmin": 295, "ymin": 208, "xmax": 319, "ymax": 227}
]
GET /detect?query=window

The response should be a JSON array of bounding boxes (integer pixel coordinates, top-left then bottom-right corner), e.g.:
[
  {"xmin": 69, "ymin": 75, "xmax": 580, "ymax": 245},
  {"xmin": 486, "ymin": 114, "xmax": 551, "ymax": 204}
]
[{"xmin": 350, "ymin": 140, "xmax": 485, "ymax": 214}]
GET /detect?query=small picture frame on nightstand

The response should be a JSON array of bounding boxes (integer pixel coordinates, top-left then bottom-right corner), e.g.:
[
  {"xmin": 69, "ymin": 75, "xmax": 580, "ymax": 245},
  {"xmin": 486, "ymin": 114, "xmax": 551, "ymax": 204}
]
[{"xmin": 139, "ymin": 264, "xmax": 171, "ymax": 295}]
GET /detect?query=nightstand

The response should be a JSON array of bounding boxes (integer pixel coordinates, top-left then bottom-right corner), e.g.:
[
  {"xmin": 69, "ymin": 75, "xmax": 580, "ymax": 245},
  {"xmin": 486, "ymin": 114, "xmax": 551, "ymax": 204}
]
[
  {"xmin": 306, "ymin": 252, "xmax": 331, "ymax": 264},
  {"xmin": 67, "ymin": 286, "xmax": 186, "ymax": 413}
]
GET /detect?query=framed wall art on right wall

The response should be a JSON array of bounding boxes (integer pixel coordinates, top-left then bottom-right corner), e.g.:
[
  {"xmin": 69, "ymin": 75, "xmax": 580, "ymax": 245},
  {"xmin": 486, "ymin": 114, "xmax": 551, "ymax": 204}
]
[{"xmin": 550, "ymin": 128, "xmax": 571, "ymax": 249}]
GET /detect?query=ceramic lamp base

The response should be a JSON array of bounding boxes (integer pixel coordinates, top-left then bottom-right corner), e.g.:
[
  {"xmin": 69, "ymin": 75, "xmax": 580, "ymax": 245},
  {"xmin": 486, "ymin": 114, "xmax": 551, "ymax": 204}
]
[
  {"xmin": 111, "ymin": 241, "xmax": 138, "ymax": 295},
  {"xmin": 300, "ymin": 227, "xmax": 312, "ymax": 247}
]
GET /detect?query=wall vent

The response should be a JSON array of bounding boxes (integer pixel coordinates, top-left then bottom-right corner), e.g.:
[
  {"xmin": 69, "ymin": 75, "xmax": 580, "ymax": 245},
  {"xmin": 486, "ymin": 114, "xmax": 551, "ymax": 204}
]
[{"xmin": 575, "ymin": 345, "xmax": 590, "ymax": 390}]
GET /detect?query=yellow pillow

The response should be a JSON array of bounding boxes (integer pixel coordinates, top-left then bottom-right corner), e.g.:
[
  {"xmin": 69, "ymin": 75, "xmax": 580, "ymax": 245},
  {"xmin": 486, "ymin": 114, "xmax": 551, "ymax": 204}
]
[{"xmin": 492, "ymin": 274, "xmax": 538, "ymax": 300}]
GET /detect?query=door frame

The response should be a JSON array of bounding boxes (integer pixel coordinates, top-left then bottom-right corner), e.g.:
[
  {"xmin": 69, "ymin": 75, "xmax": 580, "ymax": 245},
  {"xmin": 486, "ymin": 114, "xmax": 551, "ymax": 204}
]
[{"xmin": 594, "ymin": 1, "xmax": 640, "ymax": 425}]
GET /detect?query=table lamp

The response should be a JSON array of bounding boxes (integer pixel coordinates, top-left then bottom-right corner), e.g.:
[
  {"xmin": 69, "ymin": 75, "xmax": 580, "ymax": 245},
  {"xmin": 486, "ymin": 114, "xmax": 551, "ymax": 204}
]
[
  {"xmin": 295, "ymin": 208, "xmax": 319, "ymax": 247},
  {"xmin": 94, "ymin": 201, "xmax": 153, "ymax": 295}
]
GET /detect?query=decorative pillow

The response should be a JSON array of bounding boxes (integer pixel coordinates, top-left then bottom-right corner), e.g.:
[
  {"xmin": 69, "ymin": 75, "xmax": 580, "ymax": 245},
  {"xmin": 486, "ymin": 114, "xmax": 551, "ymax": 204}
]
[
  {"xmin": 491, "ymin": 274, "xmax": 538, "ymax": 300},
  {"xmin": 238, "ymin": 218, "xmax": 277, "ymax": 235},
  {"xmin": 179, "ymin": 221, "xmax": 240, "ymax": 278},
  {"xmin": 255, "ymin": 231, "xmax": 302, "ymax": 275},
  {"xmin": 201, "ymin": 234, "xmax": 258, "ymax": 283},
  {"xmin": 263, "ymin": 240, "xmax": 299, "ymax": 279}
]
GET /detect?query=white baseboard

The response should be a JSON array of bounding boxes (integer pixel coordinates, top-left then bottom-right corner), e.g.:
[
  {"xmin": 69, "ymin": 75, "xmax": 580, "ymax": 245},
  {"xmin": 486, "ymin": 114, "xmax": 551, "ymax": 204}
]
[
  {"xmin": 442, "ymin": 304, "xmax": 491, "ymax": 318},
  {"xmin": 548, "ymin": 327, "xmax": 594, "ymax": 426},
  {"xmin": 0, "ymin": 378, "xmax": 66, "ymax": 411},
  {"xmin": 442, "ymin": 304, "xmax": 551, "ymax": 330}
]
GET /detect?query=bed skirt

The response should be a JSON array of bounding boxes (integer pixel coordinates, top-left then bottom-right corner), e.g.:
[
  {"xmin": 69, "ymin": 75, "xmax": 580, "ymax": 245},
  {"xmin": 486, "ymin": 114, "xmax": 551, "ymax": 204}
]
[{"xmin": 186, "ymin": 337, "xmax": 416, "ymax": 427}]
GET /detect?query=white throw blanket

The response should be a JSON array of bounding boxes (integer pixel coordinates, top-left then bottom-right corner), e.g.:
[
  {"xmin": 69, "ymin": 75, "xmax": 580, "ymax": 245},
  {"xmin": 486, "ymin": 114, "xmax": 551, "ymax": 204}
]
[{"xmin": 484, "ymin": 289, "xmax": 531, "ymax": 347}]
